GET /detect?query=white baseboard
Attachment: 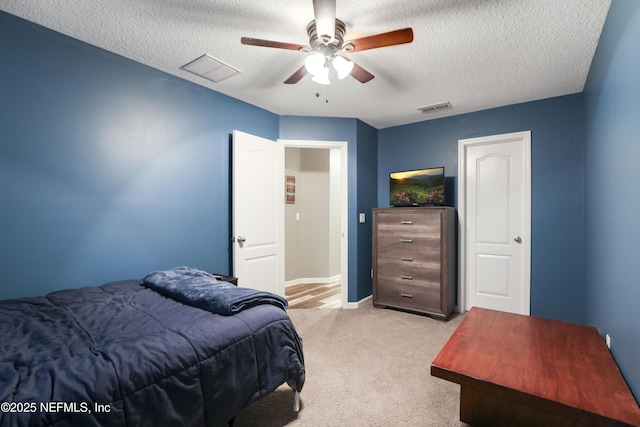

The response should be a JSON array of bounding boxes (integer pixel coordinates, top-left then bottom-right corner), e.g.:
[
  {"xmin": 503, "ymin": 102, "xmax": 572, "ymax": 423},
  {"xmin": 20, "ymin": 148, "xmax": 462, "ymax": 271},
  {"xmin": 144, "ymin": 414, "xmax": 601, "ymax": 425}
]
[{"xmin": 344, "ymin": 294, "xmax": 372, "ymax": 309}]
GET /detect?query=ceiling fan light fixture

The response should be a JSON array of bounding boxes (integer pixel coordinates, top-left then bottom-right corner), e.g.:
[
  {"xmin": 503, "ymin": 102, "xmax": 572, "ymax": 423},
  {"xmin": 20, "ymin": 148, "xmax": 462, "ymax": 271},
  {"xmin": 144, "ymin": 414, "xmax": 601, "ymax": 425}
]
[
  {"xmin": 332, "ymin": 56, "xmax": 354, "ymax": 79},
  {"xmin": 304, "ymin": 52, "xmax": 326, "ymax": 76},
  {"xmin": 311, "ymin": 66, "xmax": 330, "ymax": 85}
]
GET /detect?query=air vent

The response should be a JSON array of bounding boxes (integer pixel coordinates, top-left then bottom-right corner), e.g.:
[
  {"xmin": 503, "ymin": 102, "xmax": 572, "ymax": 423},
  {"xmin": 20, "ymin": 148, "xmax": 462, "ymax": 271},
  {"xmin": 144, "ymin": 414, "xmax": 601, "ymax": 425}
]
[
  {"xmin": 181, "ymin": 54, "xmax": 241, "ymax": 83},
  {"xmin": 417, "ymin": 101, "xmax": 452, "ymax": 114}
]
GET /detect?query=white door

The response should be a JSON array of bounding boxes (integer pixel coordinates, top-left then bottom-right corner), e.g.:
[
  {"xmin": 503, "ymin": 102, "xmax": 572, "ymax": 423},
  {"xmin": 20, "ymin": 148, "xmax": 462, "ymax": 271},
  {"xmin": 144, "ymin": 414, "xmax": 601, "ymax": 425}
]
[
  {"xmin": 458, "ymin": 131, "xmax": 531, "ymax": 315},
  {"xmin": 232, "ymin": 130, "xmax": 284, "ymax": 295}
]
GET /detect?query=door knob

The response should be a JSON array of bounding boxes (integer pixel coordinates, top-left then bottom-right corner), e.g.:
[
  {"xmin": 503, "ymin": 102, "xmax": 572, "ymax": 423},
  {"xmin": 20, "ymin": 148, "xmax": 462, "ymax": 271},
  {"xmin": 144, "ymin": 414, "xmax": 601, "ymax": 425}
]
[
  {"xmin": 237, "ymin": 236, "xmax": 246, "ymax": 243},
  {"xmin": 514, "ymin": 236, "xmax": 522, "ymax": 243}
]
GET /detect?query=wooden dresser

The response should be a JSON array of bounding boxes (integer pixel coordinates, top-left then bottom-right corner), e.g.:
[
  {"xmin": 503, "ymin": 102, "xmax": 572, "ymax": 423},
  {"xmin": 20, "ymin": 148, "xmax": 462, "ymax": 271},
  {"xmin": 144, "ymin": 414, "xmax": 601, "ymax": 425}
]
[{"xmin": 372, "ymin": 207, "xmax": 456, "ymax": 319}]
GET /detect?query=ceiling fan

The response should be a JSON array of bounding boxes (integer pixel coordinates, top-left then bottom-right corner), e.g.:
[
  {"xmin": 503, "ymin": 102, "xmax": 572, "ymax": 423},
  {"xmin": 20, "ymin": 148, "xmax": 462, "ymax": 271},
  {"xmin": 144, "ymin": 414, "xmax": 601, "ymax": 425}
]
[{"xmin": 240, "ymin": 0, "xmax": 413, "ymax": 85}]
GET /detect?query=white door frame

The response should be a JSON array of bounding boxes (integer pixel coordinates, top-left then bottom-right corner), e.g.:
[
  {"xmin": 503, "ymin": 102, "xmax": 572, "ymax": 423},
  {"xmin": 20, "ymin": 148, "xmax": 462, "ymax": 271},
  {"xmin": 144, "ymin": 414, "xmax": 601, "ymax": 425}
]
[
  {"xmin": 457, "ymin": 131, "xmax": 531, "ymax": 313},
  {"xmin": 280, "ymin": 139, "xmax": 349, "ymax": 309}
]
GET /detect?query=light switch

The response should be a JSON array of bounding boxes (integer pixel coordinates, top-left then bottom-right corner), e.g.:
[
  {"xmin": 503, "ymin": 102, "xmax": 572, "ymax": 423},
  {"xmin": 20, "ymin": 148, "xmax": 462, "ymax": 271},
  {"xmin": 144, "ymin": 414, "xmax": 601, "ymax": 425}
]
[
  {"xmin": 359, "ymin": 213, "xmax": 366, "ymax": 223},
  {"xmin": 296, "ymin": 213, "xmax": 300, "ymax": 221}
]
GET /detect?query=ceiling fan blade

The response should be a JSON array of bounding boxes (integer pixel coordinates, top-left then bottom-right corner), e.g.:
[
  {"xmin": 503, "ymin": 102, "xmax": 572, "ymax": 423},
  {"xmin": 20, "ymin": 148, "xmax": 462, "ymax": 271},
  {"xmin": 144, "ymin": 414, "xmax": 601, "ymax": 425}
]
[
  {"xmin": 313, "ymin": 0, "xmax": 336, "ymax": 42},
  {"xmin": 350, "ymin": 61, "xmax": 375, "ymax": 83},
  {"xmin": 284, "ymin": 65, "xmax": 309, "ymax": 84},
  {"xmin": 241, "ymin": 37, "xmax": 309, "ymax": 52},
  {"xmin": 347, "ymin": 28, "xmax": 414, "ymax": 52}
]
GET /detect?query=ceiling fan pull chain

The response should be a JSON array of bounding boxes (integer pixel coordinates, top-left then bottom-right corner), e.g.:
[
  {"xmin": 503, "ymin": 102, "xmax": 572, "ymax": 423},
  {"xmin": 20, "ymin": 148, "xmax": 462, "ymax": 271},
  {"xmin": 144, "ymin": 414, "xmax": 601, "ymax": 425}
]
[{"xmin": 316, "ymin": 87, "xmax": 330, "ymax": 104}]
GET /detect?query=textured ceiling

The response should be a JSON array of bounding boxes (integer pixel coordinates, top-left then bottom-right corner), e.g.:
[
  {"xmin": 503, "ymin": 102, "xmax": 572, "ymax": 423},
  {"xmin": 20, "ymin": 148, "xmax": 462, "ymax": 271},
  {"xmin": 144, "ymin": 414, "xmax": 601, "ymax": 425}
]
[{"xmin": 0, "ymin": 0, "xmax": 611, "ymax": 129}]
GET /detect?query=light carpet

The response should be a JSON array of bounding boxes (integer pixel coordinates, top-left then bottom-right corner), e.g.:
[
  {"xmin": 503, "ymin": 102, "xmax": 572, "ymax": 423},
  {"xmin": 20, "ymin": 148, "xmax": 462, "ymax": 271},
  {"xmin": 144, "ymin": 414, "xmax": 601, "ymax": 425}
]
[{"xmin": 234, "ymin": 302, "xmax": 469, "ymax": 426}]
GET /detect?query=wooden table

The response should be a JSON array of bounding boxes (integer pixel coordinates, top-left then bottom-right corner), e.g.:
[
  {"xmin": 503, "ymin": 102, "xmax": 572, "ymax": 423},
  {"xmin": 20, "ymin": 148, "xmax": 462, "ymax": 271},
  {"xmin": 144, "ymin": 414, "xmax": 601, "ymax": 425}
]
[{"xmin": 431, "ymin": 307, "xmax": 640, "ymax": 427}]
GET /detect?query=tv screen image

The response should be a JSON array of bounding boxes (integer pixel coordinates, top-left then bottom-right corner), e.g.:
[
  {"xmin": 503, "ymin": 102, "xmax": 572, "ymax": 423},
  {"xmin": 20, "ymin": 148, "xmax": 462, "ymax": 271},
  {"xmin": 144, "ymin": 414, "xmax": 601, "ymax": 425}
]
[{"xmin": 389, "ymin": 167, "xmax": 445, "ymax": 206}]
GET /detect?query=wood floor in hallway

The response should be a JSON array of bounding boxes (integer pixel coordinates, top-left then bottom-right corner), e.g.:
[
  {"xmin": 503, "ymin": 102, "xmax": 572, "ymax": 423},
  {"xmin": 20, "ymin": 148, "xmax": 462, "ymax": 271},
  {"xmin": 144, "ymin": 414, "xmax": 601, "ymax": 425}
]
[{"xmin": 285, "ymin": 282, "xmax": 341, "ymax": 309}]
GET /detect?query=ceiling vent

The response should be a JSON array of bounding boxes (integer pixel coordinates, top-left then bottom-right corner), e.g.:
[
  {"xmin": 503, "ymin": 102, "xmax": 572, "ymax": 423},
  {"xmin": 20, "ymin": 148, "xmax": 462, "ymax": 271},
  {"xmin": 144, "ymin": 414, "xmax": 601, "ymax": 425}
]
[
  {"xmin": 417, "ymin": 101, "xmax": 452, "ymax": 114},
  {"xmin": 181, "ymin": 54, "xmax": 241, "ymax": 83}
]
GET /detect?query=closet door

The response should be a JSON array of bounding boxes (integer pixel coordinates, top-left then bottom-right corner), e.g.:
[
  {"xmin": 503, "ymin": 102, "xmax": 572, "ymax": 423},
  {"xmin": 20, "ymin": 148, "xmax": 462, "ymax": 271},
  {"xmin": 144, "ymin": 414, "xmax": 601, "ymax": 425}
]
[{"xmin": 459, "ymin": 131, "xmax": 531, "ymax": 315}]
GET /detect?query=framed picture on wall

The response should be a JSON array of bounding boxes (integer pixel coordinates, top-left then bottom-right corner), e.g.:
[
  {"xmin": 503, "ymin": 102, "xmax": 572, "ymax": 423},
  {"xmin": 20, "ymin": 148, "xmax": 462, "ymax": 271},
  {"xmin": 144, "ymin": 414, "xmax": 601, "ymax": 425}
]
[{"xmin": 286, "ymin": 174, "xmax": 295, "ymax": 204}]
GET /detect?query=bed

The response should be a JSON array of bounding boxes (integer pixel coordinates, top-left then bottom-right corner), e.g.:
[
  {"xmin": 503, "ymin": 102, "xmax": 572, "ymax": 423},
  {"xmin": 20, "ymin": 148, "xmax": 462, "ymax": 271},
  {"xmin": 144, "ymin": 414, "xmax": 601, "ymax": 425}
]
[{"xmin": 0, "ymin": 268, "xmax": 305, "ymax": 427}]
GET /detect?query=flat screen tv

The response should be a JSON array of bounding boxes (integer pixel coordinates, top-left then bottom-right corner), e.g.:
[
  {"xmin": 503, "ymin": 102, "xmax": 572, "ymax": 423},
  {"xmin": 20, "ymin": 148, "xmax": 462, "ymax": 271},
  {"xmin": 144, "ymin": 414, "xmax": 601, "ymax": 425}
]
[{"xmin": 389, "ymin": 167, "xmax": 445, "ymax": 206}]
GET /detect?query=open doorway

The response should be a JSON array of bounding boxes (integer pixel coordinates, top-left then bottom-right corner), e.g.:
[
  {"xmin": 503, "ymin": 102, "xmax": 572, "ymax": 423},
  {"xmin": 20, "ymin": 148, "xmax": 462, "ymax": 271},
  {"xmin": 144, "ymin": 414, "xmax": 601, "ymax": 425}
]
[{"xmin": 281, "ymin": 139, "xmax": 348, "ymax": 308}]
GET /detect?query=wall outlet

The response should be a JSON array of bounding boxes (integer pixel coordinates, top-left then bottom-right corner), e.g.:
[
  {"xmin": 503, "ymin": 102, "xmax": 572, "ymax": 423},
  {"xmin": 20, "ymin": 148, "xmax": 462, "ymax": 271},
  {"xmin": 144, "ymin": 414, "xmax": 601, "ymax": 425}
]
[
  {"xmin": 359, "ymin": 213, "xmax": 366, "ymax": 223},
  {"xmin": 605, "ymin": 334, "xmax": 611, "ymax": 349}
]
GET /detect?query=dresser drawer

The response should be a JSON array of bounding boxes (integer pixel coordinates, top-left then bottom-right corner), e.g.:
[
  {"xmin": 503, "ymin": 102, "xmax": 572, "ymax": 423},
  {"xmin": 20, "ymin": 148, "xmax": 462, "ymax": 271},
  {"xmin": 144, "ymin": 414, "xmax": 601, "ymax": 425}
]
[
  {"xmin": 376, "ymin": 210, "xmax": 442, "ymax": 236},
  {"xmin": 376, "ymin": 263, "xmax": 441, "ymax": 285},
  {"xmin": 376, "ymin": 208, "xmax": 443, "ymax": 226},
  {"xmin": 376, "ymin": 235, "xmax": 442, "ymax": 264},
  {"xmin": 374, "ymin": 281, "xmax": 442, "ymax": 315},
  {"xmin": 376, "ymin": 255, "xmax": 442, "ymax": 273}
]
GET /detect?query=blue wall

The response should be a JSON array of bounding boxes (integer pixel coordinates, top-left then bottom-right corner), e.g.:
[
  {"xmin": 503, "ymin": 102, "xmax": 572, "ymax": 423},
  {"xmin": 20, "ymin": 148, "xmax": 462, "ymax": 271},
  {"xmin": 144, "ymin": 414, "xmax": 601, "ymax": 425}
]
[
  {"xmin": 378, "ymin": 95, "xmax": 586, "ymax": 324},
  {"xmin": 356, "ymin": 121, "xmax": 378, "ymax": 301},
  {"xmin": 0, "ymin": 12, "xmax": 278, "ymax": 299},
  {"xmin": 279, "ymin": 116, "xmax": 378, "ymax": 302},
  {"xmin": 583, "ymin": 0, "xmax": 640, "ymax": 399}
]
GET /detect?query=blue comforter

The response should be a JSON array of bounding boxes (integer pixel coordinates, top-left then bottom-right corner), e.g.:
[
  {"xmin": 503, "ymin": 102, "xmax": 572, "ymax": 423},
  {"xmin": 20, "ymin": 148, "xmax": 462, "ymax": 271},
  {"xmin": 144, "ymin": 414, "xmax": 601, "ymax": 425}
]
[
  {"xmin": 0, "ymin": 280, "xmax": 304, "ymax": 427},
  {"xmin": 143, "ymin": 266, "xmax": 288, "ymax": 315}
]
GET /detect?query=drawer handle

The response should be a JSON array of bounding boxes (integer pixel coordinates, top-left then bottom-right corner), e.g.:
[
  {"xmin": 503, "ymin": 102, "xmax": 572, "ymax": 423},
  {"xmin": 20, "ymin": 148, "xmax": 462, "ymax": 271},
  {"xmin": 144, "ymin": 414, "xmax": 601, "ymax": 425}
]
[
  {"xmin": 401, "ymin": 275, "xmax": 414, "ymax": 280},
  {"xmin": 401, "ymin": 239, "xmax": 414, "ymax": 243},
  {"xmin": 400, "ymin": 221, "xmax": 414, "ymax": 225},
  {"xmin": 401, "ymin": 257, "xmax": 414, "ymax": 262},
  {"xmin": 401, "ymin": 293, "xmax": 414, "ymax": 298}
]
